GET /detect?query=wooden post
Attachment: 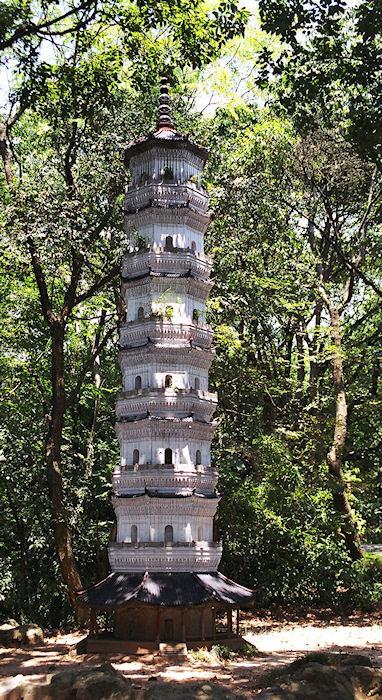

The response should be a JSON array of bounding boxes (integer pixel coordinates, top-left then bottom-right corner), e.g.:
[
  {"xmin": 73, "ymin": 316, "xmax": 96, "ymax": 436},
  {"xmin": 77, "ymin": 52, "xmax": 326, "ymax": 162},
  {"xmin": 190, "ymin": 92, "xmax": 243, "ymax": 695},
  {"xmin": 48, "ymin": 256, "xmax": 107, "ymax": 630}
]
[
  {"xmin": 89, "ymin": 609, "xmax": 96, "ymax": 637},
  {"xmin": 236, "ymin": 609, "xmax": 240, "ymax": 636},
  {"xmin": 200, "ymin": 607, "xmax": 206, "ymax": 641},
  {"xmin": 181, "ymin": 610, "xmax": 186, "ymax": 642},
  {"xmin": 156, "ymin": 610, "xmax": 161, "ymax": 642},
  {"xmin": 228, "ymin": 609, "xmax": 232, "ymax": 635},
  {"xmin": 212, "ymin": 609, "xmax": 216, "ymax": 639}
]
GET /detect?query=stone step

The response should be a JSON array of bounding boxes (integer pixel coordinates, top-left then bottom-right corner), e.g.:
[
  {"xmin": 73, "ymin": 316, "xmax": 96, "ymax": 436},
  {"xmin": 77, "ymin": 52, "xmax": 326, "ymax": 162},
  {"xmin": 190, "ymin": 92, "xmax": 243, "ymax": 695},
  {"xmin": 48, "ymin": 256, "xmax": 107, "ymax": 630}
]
[{"xmin": 159, "ymin": 642, "xmax": 188, "ymax": 656}]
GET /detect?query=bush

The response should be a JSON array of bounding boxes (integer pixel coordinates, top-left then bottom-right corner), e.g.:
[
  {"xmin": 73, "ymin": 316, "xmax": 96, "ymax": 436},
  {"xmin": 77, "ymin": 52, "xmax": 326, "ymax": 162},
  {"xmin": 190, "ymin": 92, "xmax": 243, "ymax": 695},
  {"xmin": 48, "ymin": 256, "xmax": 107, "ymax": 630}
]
[
  {"xmin": 211, "ymin": 644, "xmax": 234, "ymax": 661},
  {"xmin": 188, "ymin": 647, "xmax": 212, "ymax": 663}
]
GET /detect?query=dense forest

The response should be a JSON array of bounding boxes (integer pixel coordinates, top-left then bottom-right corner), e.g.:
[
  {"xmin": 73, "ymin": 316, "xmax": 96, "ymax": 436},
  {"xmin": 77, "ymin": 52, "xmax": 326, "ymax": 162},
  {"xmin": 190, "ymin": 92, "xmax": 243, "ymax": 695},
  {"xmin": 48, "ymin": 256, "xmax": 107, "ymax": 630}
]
[{"xmin": 0, "ymin": 0, "xmax": 381, "ymax": 627}]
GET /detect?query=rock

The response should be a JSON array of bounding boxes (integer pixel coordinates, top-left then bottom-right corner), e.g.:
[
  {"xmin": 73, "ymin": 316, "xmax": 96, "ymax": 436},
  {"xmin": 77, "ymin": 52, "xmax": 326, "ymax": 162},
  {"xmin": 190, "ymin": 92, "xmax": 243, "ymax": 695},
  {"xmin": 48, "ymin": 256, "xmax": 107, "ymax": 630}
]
[
  {"xmin": 0, "ymin": 674, "xmax": 52, "ymax": 700},
  {"xmin": 257, "ymin": 691, "xmax": 295, "ymax": 700},
  {"xmin": 2, "ymin": 618, "xmax": 19, "ymax": 628},
  {"xmin": 256, "ymin": 653, "xmax": 382, "ymax": 700},
  {"xmin": 49, "ymin": 662, "xmax": 132, "ymax": 699},
  {"xmin": 19, "ymin": 623, "xmax": 44, "ymax": 645},
  {"xmin": 146, "ymin": 681, "xmax": 235, "ymax": 699},
  {"xmin": 0, "ymin": 619, "xmax": 22, "ymax": 644},
  {"xmin": 0, "ymin": 620, "xmax": 44, "ymax": 646}
]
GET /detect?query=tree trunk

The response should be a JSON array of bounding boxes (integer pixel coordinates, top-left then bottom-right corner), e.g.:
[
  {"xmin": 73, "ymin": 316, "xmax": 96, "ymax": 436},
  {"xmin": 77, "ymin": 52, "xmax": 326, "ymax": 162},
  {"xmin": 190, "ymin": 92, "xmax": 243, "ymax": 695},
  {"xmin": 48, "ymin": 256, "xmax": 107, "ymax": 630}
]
[
  {"xmin": 296, "ymin": 323, "xmax": 305, "ymax": 390},
  {"xmin": 0, "ymin": 121, "xmax": 13, "ymax": 185},
  {"xmin": 326, "ymin": 304, "xmax": 363, "ymax": 561},
  {"xmin": 309, "ymin": 301, "xmax": 323, "ymax": 399},
  {"xmin": 46, "ymin": 323, "xmax": 85, "ymax": 614}
]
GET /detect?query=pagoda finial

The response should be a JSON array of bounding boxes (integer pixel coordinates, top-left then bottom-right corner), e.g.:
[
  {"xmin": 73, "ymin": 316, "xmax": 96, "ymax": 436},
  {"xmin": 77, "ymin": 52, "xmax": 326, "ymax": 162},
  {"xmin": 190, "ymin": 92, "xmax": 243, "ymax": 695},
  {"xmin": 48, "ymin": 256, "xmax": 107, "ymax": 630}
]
[{"xmin": 157, "ymin": 76, "xmax": 174, "ymax": 130}]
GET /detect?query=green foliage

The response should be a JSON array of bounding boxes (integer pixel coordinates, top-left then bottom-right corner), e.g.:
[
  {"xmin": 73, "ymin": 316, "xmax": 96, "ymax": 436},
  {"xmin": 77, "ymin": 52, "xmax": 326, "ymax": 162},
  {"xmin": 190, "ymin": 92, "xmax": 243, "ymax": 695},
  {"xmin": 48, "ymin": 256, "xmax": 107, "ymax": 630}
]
[
  {"xmin": 258, "ymin": 0, "xmax": 382, "ymax": 167},
  {"xmin": 211, "ymin": 644, "xmax": 234, "ymax": 661},
  {"xmin": 0, "ymin": 0, "xmax": 381, "ymax": 627},
  {"xmin": 188, "ymin": 647, "xmax": 212, "ymax": 663},
  {"xmin": 202, "ymin": 105, "xmax": 382, "ymax": 610},
  {"xmin": 239, "ymin": 641, "xmax": 260, "ymax": 658}
]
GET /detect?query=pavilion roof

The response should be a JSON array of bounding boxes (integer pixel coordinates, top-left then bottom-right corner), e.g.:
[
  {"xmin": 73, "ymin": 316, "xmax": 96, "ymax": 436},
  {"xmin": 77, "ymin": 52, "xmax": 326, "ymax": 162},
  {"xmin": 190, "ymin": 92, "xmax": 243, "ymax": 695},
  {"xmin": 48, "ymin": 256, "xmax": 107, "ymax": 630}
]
[{"xmin": 76, "ymin": 571, "xmax": 256, "ymax": 609}]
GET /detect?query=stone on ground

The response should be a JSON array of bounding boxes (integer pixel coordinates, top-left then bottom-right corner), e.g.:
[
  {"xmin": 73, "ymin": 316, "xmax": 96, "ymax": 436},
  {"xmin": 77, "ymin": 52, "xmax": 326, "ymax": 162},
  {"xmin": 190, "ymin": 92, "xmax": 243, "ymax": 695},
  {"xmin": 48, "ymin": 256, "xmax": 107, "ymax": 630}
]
[
  {"xmin": 0, "ymin": 619, "xmax": 23, "ymax": 644},
  {"xmin": 146, "ymin": 681, "xmax": 235, "ymax": 699},
  {"xmin": 49, "ymin": 662, "xmax": 132, "ymax": 699},
  {"xmin": 256, "ymin": 653, "xmax": 382, "ymax": 700},
  {"xmin": 19, "ymin": 623, "xmax": 44, "ymax": 645},
  {"xmin": 0, "ymin": 619, "xmax": 44, "ymax": 646}
]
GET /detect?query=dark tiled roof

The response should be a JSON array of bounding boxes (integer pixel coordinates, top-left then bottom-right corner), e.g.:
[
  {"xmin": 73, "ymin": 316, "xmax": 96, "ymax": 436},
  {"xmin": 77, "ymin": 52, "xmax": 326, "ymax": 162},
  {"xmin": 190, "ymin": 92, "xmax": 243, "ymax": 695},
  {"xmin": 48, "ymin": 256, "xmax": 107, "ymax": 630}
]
[
  {"xmin": 122, "ymin": 269, "xmax": 194, "ymax": 283},
  {"xmin": 125, "ymin": 127, "xmax": 208, "ymax": 165},
  {"xmin": 76, "ymin": 571, "xmax": 256, "ymax": 609},
  {"xmin": 115, "ymin": 488, "xmax": 218, "ymax": 499}
]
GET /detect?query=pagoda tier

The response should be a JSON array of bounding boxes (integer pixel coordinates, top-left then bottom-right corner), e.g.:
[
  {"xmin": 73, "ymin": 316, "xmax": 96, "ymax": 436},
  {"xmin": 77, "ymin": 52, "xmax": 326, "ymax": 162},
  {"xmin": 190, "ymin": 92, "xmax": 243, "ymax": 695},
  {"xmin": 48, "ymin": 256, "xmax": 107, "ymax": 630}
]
[
  {"xmin": 122, "ymin": 249, "xmax": 212, "ymax": 280},
  {"xmin": 119, "ymin": 319, "xmax": 213, "ymax": 349},
  {"xmin": 112, "ymin": 465, "xmax": 218, "ymax": 495}
]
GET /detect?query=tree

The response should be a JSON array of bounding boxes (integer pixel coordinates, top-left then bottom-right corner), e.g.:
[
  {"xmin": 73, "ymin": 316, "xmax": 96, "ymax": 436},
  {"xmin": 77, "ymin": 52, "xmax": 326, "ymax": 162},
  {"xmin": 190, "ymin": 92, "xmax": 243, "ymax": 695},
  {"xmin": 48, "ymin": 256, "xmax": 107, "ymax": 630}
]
[
  {"xmin": 203, "ymin": 106, "xmax": 382, "ymax": 598},
  {"xmin": 257, "ymin": 0, "xmax": 382, "ymax": 168},
  {"xmin": 290, "ymin": 133, "xmax": 382, "ymax": 560}
]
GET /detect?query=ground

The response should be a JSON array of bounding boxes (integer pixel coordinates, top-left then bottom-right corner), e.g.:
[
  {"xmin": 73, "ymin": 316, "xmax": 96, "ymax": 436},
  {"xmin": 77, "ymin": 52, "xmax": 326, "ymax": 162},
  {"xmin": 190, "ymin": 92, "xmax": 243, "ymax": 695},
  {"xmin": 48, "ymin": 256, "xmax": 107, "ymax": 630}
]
[{"xmin": 0, "ymin": 609, "xmax": 381, "ymax": 698}]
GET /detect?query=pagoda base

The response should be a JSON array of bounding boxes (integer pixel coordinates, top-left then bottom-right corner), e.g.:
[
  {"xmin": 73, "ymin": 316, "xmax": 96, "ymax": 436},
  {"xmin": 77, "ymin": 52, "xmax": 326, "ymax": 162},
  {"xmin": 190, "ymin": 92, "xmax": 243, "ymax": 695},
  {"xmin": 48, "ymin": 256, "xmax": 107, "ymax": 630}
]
[{"xmin": 76, "ymin": 633, "xmax": 247, "ymax": 656}]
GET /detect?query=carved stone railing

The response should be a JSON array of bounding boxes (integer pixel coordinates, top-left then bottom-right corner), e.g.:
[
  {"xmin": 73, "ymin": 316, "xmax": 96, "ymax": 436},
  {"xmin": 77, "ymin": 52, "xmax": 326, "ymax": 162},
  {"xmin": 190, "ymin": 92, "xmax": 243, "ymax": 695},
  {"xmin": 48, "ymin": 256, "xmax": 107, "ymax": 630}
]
[
  {"xmin": 115, "ymin": 389, "xmax": 217, "ymax": 422},
  {"xmin": 122, "ymin": 249, "xmax": 212, "ymax": 281},
  {"xmin": 124, "ymin": 182, "xmax": 208, "ymax": 215},
  {"xmin": 119, "ymin": 319, "xmax": 213, "ymax": 349},
  {"xmin": 119, "ymin": 387, "xmax": 217, "ymax": 401},
  {"xmin": 113, "ymin": 468, "xmax": 217, "ymax": 493},
  {"xmin": 118, "ymin": 463, "xmax": 215, "ymax": 472},
  {"xmin": 125, "ymin": 178, "xmax": 205, "ymax": 192},
  {"xmin": 108, "ymin": 541, "xmax": 223, "ymax": 572},
  {"xmin": 111, "ymin": 541, "xmax": 221, "ymax": 549}
]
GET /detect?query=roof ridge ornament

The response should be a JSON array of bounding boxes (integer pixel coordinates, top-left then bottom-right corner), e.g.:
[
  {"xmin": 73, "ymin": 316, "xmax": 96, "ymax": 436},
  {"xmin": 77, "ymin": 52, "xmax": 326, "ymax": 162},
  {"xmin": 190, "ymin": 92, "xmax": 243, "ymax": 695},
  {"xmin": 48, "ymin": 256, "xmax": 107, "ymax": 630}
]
[{"xmin": 157, "ymin": 76, "xmax": 174, "ymax": 131}]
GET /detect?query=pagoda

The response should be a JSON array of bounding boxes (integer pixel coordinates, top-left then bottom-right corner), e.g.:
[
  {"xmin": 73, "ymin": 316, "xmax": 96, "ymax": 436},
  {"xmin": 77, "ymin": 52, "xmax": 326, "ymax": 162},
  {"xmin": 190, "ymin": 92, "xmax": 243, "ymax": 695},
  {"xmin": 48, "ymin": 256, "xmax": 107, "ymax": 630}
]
[{"xmin": 76, "ymin": 78, "xmax": 256, "ymax": 654}]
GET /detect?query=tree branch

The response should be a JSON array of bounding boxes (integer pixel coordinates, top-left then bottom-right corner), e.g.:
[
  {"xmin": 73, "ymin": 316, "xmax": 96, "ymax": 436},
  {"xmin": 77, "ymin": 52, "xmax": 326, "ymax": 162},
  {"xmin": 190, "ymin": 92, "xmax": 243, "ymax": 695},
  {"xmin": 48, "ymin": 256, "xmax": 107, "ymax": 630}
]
[
  {"xmin": 27, "ymin": 237, "xmax": 57, "ymax": 325},
  {"xmin": 66, "ymin": 321, "xmax": 116, "ymax": 407},
  {"xmin": 0, "ymin": 1, "xmax": 96, "ymax": 51},
  {"xmin": 74, "ymin": 261, "xmax": 120, "ymax": 306}
]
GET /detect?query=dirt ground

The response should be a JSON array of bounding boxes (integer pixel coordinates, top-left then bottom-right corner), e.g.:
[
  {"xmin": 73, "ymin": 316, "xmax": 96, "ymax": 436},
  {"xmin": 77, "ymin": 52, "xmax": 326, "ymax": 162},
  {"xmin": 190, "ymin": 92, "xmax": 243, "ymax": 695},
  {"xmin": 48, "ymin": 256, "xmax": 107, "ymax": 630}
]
[{"xmin": 0, "ymin": 609, "xmax": 381, "ymax": 698}]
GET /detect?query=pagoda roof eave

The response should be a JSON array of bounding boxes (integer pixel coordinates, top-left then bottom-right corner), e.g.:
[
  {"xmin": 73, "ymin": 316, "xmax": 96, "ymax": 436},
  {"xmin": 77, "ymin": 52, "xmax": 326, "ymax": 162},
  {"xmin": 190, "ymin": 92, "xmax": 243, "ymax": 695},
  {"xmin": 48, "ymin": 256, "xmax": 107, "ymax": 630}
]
[
  {"xmin": 76, "ymin": 571, "xmax": 257, "ymax": 609},
  {"xmin": 124, "ymin": 128, "xmax": 208, "ymax": 166}
]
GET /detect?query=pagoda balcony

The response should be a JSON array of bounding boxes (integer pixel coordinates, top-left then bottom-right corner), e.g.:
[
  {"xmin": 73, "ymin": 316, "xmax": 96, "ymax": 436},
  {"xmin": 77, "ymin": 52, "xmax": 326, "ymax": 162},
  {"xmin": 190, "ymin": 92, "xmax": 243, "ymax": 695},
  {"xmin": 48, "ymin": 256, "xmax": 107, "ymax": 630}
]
[
  {"xmin": 115, "ymin": 417, "xmax": 218, "ymax": 442},
  {"xmin": 122, "ymin": 274, "xmax": 213, "ymax": 298},
  {"xmin": 119, "ymin": 319, "xmax": 213, "ymax": 349},
  {"xmin": 125, "ymin": 206, "xmax": 211, "ymax": 233},
  {"xmin": 124, "ymin": 182, "xmax": 209, "ymax": 215},
  {"xmin": 118, "ymin": 462, "xmax": 215, "ymax": 472},
  {"xmin": 118, "ymin": 344, "xmax": 215, "ymax": 372},
  {"xmin": 122, "ymin": 249, "xmax": 212, "ymax": 281},
  {"xmin": 108, "ymin": 540, "xmax": 223, "ymax": 573},
  {"xmin": 112, "ymin": 467, "xmax": 218, "ymax": 494},
  {"xmin": 116, "ymin": 388, "xmax": 218, "ymax": 422}
]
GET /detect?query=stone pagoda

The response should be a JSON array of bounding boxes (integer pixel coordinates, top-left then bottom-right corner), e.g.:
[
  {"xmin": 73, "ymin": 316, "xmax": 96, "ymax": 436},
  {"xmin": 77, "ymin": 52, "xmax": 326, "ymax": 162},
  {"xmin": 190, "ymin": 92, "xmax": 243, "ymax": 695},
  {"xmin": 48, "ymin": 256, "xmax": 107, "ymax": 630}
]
[{"xmin": 77, "ymin": 78, "xmax": 256, "ymax": 654}]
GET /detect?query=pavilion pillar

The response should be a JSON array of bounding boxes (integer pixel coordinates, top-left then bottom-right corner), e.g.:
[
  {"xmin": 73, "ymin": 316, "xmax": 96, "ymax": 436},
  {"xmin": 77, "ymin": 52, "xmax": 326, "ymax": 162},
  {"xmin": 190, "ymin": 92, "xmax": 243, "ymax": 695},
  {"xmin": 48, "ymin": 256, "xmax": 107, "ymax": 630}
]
[
  {"xmin": 236, "ymin": 609, "xmax": 240, "ymax": 636},
  {"xmin": 89, "ymin": 609, "xmax": 96, "ymax": 637},
  {"xmin": 200, "ymin": 607, "xmax": 206, "ymax": 641},
  {"xmin": 181, "ymin": 610, "xmax": 186, "ymax": 642},
  {"xmin": 212, "ymin": 609, "xmax": 216, "ymax": 639},
  {"xmin": 156, "ymin": 610, "xmax": 161, "ymax": 642},
  {"xmin": 228, "ymin": 609, "xmax": 232, "ymax": 636}
]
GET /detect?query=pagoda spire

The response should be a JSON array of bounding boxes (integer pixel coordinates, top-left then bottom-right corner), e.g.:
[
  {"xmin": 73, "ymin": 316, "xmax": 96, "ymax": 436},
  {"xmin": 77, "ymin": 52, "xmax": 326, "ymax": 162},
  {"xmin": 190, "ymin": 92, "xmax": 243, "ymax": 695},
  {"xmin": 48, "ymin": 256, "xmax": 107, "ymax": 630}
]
[{"xmin": 156, "ymin": 76, "xmax": 174, "ymax": 130}]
